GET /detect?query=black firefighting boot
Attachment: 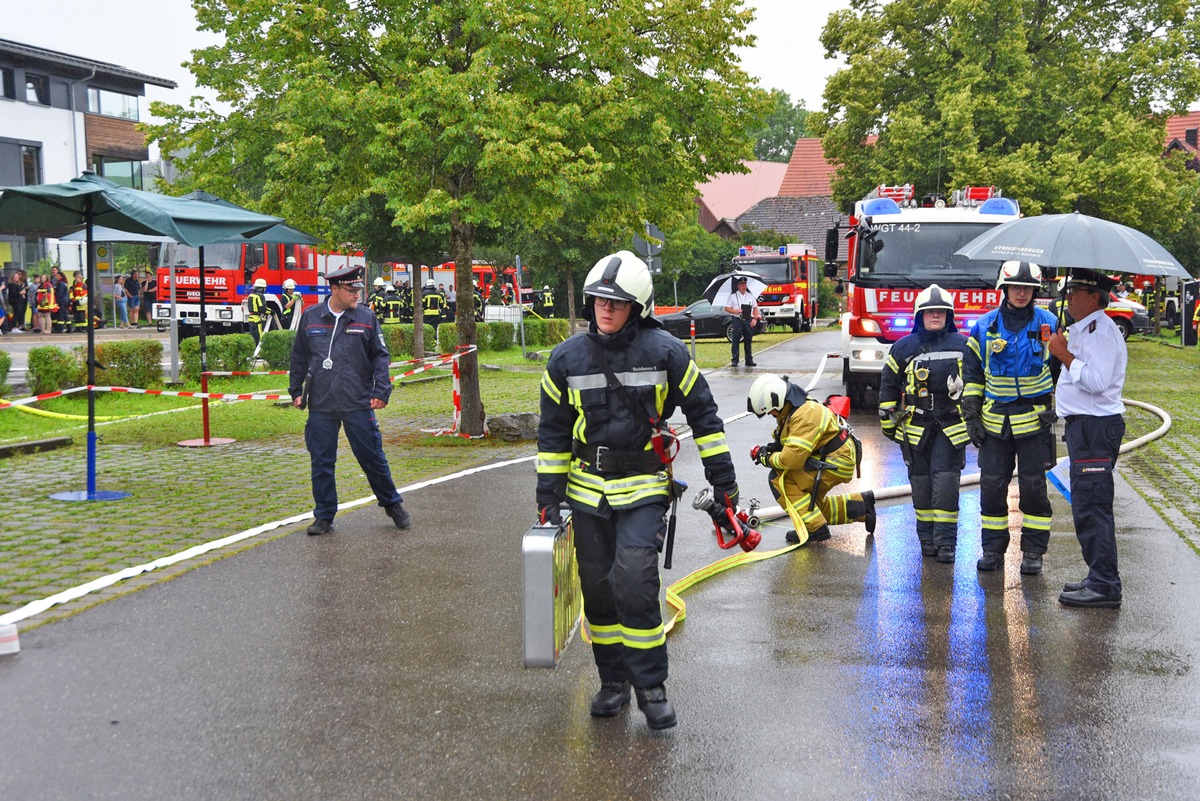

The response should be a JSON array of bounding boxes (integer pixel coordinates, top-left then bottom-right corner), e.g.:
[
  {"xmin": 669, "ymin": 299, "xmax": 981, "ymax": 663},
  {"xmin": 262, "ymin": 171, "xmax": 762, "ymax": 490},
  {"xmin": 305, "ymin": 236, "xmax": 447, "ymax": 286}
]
[
  {"xmin": 589, "ymin": 682, "xmax": 631, "ymax": 717},
  {"xmin": 936, "ymin": 545, "xmax": 956, "ymax": 564},
  {"xmin": 1020, "ymin": 552, "xmax": 1043, "ymax": 576},
  {"xmin": 385, "ymin": 502, "xmax": 411, "ymax": 530},
  {"xmin": 976, "ymin": 551, "xmax": 1003, "ymax": 571},
  {"xmin": 920, "ymin": 541, "xmax": 938, "ymax": 558},
  {"xmin": 845, "ymin": 491, "xmax": 876, "ymax": 535},
  {"xmin": 635, "ymin": 685, "xmax": 677, "ymax": 730},
  {"xmin": 785, "ymin": 524, "xmax": 832, "ymax": 546}
]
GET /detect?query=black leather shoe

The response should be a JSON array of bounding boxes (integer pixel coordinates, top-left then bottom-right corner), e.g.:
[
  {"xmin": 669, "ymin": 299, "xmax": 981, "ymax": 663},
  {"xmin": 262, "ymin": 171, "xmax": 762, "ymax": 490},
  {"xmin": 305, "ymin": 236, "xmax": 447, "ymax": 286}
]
[
  {"xmin": 589, "ymin": 682, "xmax": 631, "ymax": 717},
  {"xmin": 1019, "ymin": 552, "xmax": 1043, "ymax": 576},
  {"xmin": 730, "ymin": 360, "xmax": 738, "ymax": 367},
  {"xmin": 976, "ymin": 551, "xmax": 1003, "ymax": 571},
  {"xmin": 1063, "ymin": 580, "xmax": 1086, "ymax": 592},
  {"xmin": 306, "ymin": 518, "xmax": 333, "ymax": 536},
  {"xmin": 862, "ymin": 490, "xmax": 876, "ymax": 535},
  {"xmin": 635, "ymin": 685, "xmax": 677, "ymax": 730},
  {"xmin": 1058, "ymin": 587, "xmax": 1121, "ymax": 609},
  {"xmin": 745, "ymin": 360, "xmax": 757, "ymax": 367},
  {"xmin": 936, "ymin": 545, "xmax": 956, "ymax": 564},
  {"xmin": 386, "ymin": 502, "xmax": 411, "ymax": 530},
  {"xmin": 920, "ymin": 541, "xmax": 938, "ymax": 558}
]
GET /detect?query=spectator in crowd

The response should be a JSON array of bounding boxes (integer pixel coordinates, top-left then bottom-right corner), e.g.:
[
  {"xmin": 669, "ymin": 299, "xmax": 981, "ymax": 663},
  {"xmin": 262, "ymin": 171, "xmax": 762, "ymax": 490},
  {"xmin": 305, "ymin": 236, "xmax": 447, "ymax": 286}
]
[
  {"xmin": 141, "ymin": 270, "xmax": 156, "ymax": 323},
  {"xmin": 126, "ymin": 271, "xmax": 141, "ymax": 327},
  {"xmin": 113, "ymin": 274, "xmax": 130, "ymax": 328},
  {"xmin": 35, "ymin": 274, "xmax": 56, "ymax": 334},
  {"xmin": 7, "ymin": 270, "xmax": 28, "ymax": 332}
]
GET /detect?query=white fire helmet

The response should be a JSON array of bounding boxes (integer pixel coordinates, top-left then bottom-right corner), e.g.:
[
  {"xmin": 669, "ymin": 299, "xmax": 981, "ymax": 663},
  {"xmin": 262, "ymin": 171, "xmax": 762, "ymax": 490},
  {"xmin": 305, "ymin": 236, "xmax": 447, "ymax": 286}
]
[
  {"xmin": 425, "ymin": 278, "xmax": 436, "ymax": 289},
  {"xmin": 253, "ymin": 278, "xmax": 267, "ymax": 289},
  {"xmin": 996, "ymin": 260, "xmax": 1043, "ymax": 290},
  {"xmin": 384, "ymin": 284, "xmax": 395, "ymax": 292},
  {"xmin": 583, "ymin": 250, "xmax": 654, "ymax": 319},
  {"xmin": 746, "ymin": 374, "xmax": 790, "ymax": 418},
  {"xmin": 914, "ymin": 284, "xmax": 954, "ymax": 316},
  {"xmin": 282, "ymin": 279, "xmax": 297, "ymax": 291},
  {"xmin": 374, "ymin": 276, "xmax": 386, "ymax": 287},
  {"xmin": 285, "ymin": 256, "xmax": 297, "ymax": 267}
]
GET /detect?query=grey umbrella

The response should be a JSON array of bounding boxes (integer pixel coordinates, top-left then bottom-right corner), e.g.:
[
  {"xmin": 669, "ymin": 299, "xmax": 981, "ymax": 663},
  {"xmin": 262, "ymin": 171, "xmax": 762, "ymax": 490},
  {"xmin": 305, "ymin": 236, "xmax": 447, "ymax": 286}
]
[{"xmin": 954, "ymin": 211, "xmax": 1190, "ymax": 278}]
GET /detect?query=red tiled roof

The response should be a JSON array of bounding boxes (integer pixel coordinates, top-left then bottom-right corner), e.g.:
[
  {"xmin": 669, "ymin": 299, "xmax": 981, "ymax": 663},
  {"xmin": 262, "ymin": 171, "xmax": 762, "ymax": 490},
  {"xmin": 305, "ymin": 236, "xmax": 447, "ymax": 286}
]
[
  {"xmin": 696, "ymin": 161, "xmax": 788, "ymax": 222},
  {"xmin": 779, "ymin": 138, "xmax": 836, "ymax": 197},
  {"xmin": 1164, "ymin": 110, "xmax": 1200, "ymax": 155}
]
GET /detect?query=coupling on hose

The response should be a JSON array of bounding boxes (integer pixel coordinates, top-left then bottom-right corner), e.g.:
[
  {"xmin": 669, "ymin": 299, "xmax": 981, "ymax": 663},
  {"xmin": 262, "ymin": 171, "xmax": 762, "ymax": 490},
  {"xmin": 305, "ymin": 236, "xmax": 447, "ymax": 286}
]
[{"xmin": 692, "ymin": 488, "xmax": 762, "ymax": 552}]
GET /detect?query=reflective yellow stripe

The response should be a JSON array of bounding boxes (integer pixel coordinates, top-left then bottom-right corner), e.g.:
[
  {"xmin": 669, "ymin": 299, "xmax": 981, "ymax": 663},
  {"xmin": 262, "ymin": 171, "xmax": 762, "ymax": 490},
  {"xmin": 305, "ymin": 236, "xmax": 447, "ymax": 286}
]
[
  {"xmin": 929, "ymin": 510, "xmax": 959, "ymax": 523},
  {"xmin": 621, "ymin": 624, "xmax": 666, "ymax": 650},
  {"xmin": 915, "ymin": 508, "xmax": 936, "ymax": 522},
  {"xmin": 541, "ymin": 372, "xmax": 562, "ymax": 404},
  {"xmin": 680, "ymin": 361, "xmax": 700, "ymax": 395},
  {"xmin": 981, "ymin": 514, "xmax": 1008, "ymax": 530},
  {"xmin": 782, "ymin": 434, "xmax": 816, "ymax": 451},
  {"xmin": 536, "ymin": 452, "xmax": 571, "ymax": 474},
  {"xmin": 1023, "ymin": 513, "xmax": 1052, "ymax": 532},
  {"xmin": 588, "ymin": 621, "xmax": 622, "ymax": 646},
  {"xmin": 694, "ymin": 431, "xmax": 729, "ymax": 459}
]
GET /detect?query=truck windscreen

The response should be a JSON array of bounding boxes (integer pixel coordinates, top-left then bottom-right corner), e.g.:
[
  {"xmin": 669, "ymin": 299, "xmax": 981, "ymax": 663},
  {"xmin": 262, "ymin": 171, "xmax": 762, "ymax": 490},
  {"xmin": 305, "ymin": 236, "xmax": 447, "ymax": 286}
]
[
  {"xmin": 734, "ymin": 258, "xmax": 791, "ymax": 283},
  {"xmin": 161, "ymin": 243, "xmax": 243, "ymax": 270},
  {"xmin": 857, "ymin": 222, "xmax": 1001, "ymax": 288}
]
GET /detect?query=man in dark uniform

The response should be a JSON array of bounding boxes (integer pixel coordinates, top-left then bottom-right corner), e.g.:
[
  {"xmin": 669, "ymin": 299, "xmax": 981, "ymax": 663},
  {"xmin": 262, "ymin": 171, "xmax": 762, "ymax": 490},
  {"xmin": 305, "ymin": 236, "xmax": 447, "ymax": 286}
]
[
  {"xmin": 289, "ymin": 264, "xmax": 411, "ymax": 536},
  {"xmin": 1048, "ymin": 269, "xmax": 1127, "ymax": 608},
  {"xmin": 422, "ymin": 278, "xmax": 444, "ymax": 333},
  {"xmin": 536, "ymin": 250, "xmax": 740, "ymax": 731},
  {"xmin": 398, "ymin": 280, "xmax": 413, "ymax": 323},
  {"xmin": 540, "ymin": 284, "xmax": 555, "ymax": 317}
]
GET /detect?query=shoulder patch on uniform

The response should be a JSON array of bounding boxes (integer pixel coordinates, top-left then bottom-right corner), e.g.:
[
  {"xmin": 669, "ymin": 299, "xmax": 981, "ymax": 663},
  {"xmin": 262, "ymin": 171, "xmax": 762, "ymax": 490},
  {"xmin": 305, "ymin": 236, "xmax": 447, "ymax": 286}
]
[{"xmin": 1088, "ymin": 321, "xmax": 1096, "ymax": 333}]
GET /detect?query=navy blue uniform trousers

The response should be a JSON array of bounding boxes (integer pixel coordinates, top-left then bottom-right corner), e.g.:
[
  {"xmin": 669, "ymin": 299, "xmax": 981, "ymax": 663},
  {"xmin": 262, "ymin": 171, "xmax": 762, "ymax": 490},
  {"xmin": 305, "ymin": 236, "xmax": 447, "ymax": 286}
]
[{"xmin": 1065, "ymin": 414, "xmax": 1125, "ymax": 597}]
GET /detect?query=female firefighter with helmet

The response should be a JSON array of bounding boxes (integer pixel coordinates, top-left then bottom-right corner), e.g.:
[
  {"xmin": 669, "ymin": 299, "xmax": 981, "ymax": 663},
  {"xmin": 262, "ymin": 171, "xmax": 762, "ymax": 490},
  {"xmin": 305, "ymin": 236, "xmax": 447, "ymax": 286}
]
[
  {"xmin": 962, "ymin": 261, "xmax": 1058, "ymax": 576},
  {"xmin": 878, "ymin": 284, "xmax": 970, "ymax": 563},
  {"xmin": 536, "ymin": 250, "xmax": 740, "ymax": 731},
  {"xmin": 746, "ymin": 374, "xmax": 875, "ymax": 546}
]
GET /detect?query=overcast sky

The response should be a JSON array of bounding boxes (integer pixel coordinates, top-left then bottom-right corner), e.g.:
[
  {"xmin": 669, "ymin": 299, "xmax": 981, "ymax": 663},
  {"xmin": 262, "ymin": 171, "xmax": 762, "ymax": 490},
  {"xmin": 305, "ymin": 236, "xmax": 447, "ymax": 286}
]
[{"xmin": 5, "ymin": 0, "xmax": 851, "ymax": 118}]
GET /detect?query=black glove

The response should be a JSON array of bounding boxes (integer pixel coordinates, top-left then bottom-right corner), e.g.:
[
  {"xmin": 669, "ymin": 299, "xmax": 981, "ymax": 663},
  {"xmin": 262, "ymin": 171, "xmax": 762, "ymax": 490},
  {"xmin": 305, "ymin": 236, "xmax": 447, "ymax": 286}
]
[
  {"xmin": 965, "ymin": 417, "xmax": 986, "ymax": 449},
  {"xmin": 538, "ymin": 504, "xmax": 562, "ymax": 526},
  {"xmin": 714, "ymin": 484, "xmax": 740, "ymax": 508}
]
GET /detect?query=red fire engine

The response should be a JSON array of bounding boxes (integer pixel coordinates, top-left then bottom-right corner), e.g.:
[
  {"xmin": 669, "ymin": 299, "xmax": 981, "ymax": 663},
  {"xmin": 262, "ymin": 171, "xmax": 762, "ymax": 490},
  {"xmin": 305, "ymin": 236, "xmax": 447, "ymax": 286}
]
[
  {"xmin": 153, "ymin": 242, "xmax": 366, "ymax": 334},
  {"xmin": 385, "ymin": 261, "xmax": 533, "ymax": 307},
  {"xmin": 731, "ymin": 243, "xmax": 820, "ymax": 332},
  {"xmin": 824, "ymin": 184, "xmax": 1022, "ymax": 407}
]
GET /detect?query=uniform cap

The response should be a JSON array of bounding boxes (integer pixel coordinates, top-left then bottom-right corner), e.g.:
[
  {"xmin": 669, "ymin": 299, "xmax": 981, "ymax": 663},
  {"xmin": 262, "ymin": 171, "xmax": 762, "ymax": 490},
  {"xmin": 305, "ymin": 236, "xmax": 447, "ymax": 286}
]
[
  {"xmin": 1063, "ymin": 268, "xmax": 1117, "ymax": 294},
  {"xmin": 326, "ymin": 264, "xmax": 365, "ymax": 288}
]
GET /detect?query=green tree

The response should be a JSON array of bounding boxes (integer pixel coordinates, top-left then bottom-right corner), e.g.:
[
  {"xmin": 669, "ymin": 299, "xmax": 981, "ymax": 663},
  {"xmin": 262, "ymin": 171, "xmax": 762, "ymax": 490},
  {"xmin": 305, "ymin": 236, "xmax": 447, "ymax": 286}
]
[
  {"xmin": 147, "ymin": 0, "xmax": 768, "ymax": 436},
  {"xmin": 812, "ymin": 0, "xmax": 1200, "ymax": 234},
  {"xmin": 751, "ymin": 89, "xmax": 810, "ymax": 162}
]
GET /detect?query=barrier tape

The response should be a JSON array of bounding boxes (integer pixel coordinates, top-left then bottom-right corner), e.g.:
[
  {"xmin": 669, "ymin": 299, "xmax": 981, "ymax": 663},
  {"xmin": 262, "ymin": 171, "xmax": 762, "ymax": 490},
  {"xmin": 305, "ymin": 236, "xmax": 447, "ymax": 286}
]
[
  {"xmin": 0, "ymin": 386, "xmax": 91, "ymax": 410},
  {"xmin": 421, "ymin": 345, "xmax": 479, "ymax": 438}
]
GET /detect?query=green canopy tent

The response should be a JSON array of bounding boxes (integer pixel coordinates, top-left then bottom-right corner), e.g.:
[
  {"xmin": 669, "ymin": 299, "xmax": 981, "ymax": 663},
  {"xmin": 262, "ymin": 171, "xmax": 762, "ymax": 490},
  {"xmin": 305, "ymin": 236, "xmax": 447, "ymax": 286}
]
[{"xmin": 0, "ymin": 173, "xmax": 281, "ymax": 501}]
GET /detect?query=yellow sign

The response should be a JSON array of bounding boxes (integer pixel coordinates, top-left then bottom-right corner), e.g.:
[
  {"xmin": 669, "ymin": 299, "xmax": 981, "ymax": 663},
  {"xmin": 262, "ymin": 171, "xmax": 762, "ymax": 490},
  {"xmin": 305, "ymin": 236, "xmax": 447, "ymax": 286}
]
[
  {"xmin": 97, "ymin": 262, "xmax": 111, "ymax": 272},
  {"xmin": 96, "ymin": 246, "xmax": 108, "ymax": 259}
]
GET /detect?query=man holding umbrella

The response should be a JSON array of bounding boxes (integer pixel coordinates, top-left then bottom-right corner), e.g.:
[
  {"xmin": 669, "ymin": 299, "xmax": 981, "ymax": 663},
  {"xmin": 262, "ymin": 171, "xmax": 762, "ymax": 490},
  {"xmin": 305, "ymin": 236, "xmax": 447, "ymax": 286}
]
[
  {"xmin": 1047, "ymin": 269, "xmax": 1127, "ymax": 609},
  {"xmin": 723, "ymin": 276, "xmax": 763, "ymax": 367}
]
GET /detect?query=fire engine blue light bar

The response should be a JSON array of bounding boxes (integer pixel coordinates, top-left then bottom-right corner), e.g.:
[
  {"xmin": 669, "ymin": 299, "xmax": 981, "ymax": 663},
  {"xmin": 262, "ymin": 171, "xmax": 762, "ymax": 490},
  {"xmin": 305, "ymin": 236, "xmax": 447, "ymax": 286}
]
[{"xmin": 979, "ymin": 197, "xmax": 1019, "ymax": 216}]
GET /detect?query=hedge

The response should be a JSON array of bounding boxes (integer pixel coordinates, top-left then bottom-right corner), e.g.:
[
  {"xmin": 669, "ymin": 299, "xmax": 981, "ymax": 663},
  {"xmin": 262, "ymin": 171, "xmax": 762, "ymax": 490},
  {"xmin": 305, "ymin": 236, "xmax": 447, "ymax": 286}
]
[
  {"xmin": 179, "ymin": 333, "xmax": 256, "ymax": 381},
  {"xmin": 94, "ymin": 339, "xmax": 164, "ymax": 390},
  {"xmin": 0, "ymin": 349, "xmax": 10, "ymax": 397},
  {"xmin": 26, "ymin": 346, "xmax": 84, "ymax": 395},
  {"xmin": 383, "ymin": 323, "xmax": 437, "ymax": 359},
  {"xmin": 259, "ymin": 329, "xmax": 296, "ymax": 370}
]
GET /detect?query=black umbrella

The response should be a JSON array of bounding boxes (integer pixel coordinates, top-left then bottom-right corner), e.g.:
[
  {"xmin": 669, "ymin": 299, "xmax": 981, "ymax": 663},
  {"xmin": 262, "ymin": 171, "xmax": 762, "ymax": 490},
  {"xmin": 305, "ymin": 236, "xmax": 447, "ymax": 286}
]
[
  {"xmin": 702, "ymin": 270, "xmax": 768, "ymax": 309},
  {"xmin": 954, "ymin": 211, "xmax": 1190, "ymax": 278}
]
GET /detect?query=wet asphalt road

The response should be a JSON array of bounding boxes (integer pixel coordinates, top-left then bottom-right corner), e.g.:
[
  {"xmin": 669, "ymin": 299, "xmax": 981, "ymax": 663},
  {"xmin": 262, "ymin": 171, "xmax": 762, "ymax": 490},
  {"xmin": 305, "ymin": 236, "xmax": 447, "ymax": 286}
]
[{"xmin": 3, "ymin": 331, "xmax": 1200, "ymax": 800}]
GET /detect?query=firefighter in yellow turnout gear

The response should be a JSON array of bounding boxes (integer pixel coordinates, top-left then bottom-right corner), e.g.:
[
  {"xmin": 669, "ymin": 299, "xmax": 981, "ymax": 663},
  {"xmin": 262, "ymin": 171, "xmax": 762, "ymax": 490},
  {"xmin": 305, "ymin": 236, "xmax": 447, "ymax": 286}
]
[{"xmin": 747, "ymin": 374, "xmax": 875, "ymax": 545}]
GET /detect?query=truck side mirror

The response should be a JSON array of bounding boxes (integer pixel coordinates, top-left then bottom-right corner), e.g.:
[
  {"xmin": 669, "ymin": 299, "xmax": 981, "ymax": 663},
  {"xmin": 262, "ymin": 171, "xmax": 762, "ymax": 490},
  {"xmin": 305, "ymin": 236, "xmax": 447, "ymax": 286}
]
[
  {"xmin": 824, "ymin": 261, "xmax": 838, "ymax": 279},
  {"xmin": 824, "ymin": 227, "xmax": 840, "ymax": 264}
]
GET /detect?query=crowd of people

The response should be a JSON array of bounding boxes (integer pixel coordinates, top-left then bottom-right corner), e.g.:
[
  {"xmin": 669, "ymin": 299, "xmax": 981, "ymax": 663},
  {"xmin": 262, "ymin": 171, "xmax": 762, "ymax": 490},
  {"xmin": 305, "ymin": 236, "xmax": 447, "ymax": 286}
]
[{"xmin": 1, "ymin": 268, "xmax": 156, "ymax": 334}]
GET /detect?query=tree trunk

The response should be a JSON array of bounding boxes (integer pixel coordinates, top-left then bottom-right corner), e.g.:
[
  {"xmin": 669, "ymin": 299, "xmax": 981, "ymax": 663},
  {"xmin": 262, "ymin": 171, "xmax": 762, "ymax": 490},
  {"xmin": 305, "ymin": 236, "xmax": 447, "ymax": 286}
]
[
  {"xmin": 566, "ymin": 267, "xmax": 578, "ymax": 331},
  {"xmin": 451, "ymin": 213, "xmax": 484, "ymax": 437},
  {"xmin": 412, "ymin": 278, "xmax": 424, "ymax": 357}
]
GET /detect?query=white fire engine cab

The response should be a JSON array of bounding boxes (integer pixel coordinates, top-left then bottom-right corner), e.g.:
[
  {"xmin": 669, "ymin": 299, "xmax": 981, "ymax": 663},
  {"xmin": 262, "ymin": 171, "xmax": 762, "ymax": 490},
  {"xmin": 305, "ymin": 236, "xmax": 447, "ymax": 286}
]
[
  {"xmin": 731, "ymin": 243, "xmax": 820, "ymax": 332},
  {"xmin": 824, "ymin": 184, "xmax": 1021, "ymax": 407}
]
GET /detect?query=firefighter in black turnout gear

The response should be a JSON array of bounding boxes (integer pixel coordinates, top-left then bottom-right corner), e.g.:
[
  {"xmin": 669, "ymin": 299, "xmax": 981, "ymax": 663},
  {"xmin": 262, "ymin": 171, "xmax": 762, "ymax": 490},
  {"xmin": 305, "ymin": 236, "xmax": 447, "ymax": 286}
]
[
  {"xmin": 537, "ymin": 251, "xmax": 738, "ymax": 731},
  {"xmin": 963, "ymin": 261, "xmax": 1058, "ymax": 575},
  {"xmin": 879, "ymin": 285, "xmax": 970, "ymax": 563}
]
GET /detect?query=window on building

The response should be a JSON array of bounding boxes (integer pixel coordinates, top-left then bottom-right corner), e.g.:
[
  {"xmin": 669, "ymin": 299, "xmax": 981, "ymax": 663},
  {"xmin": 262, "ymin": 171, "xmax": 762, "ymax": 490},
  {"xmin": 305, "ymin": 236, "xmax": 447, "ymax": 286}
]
[
  {"xmin": 94, "ymin": 157, "xmax": 142, "ymax": 190},
  {"xmin": 21, "ymin": 145, "xmax": 41, "ymax": 185},
  {"xmin": 25, "ymin": 74, "xmax": 50, "ymax": 105},
  {"xmin": 87, "ymin": 87, "xmax": 139, "ymax": 121},
  {"xmin": 1, "ymin": 68, "xmax": 15, "ymax": 100}
]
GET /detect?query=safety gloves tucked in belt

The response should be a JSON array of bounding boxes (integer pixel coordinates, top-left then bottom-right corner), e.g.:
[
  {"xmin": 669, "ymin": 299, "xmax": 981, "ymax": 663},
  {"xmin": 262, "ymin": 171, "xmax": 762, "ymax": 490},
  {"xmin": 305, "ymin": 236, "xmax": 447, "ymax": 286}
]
[
  {"xmin": 750, "ymin": 442, "xmax": 780, "ymax": 467},
  {"xmin": 538, "ymin": 504, "xmax": 563, "ymax": 527}
]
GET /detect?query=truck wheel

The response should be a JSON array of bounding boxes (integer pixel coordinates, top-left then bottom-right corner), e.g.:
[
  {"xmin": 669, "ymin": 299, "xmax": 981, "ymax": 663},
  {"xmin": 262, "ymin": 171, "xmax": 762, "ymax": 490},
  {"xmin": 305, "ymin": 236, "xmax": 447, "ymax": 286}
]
[
  {"xmin": 156, "ymin": 320, "xmax": 168, "ymax": 333},
  {"xmin": 800, "ymin": 317, "xmax": 812, "ymax": 333},
  {"xmin": 791, "ymin": 315, "xmax": 801, "ymax": 333},
  {"xmin": 847, "ymin": 379, "xmax": 868, "ymax": 409},
  {"xmin": 1114, "ymin": 317, "xmax": 1132, "ymax": 340}
]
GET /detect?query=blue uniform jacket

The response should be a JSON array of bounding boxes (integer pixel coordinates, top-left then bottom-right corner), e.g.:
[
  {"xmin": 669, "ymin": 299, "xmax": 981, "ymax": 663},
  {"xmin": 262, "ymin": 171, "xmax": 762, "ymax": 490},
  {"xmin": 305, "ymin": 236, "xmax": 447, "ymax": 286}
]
[{"xmin": 289, "ymin": 300, "xmax": 393, "ymax": 412}]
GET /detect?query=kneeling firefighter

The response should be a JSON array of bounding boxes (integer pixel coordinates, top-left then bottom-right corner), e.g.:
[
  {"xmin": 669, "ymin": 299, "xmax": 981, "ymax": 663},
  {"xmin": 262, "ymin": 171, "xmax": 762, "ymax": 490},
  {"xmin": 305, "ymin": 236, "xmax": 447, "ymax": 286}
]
[
  {"xmin": 878, "ymin": 285, "xmax": 970, "ymax": 563},
  {"xmin": 746, "ymin": 374, "xmax": 875, "ymax": 545},
  {"xmin": 536, "ymin": 250, "xmax": 739, "ymax": 731}
]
